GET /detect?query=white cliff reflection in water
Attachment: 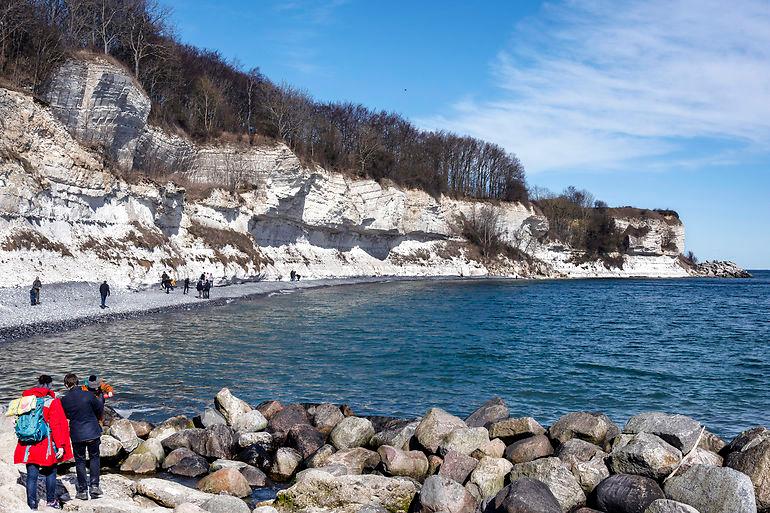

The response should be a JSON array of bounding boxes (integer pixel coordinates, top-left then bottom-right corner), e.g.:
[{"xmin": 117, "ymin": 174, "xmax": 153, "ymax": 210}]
[{"xmin": 1, "ymin": 274, "xmax": 768, "ymax": 438}]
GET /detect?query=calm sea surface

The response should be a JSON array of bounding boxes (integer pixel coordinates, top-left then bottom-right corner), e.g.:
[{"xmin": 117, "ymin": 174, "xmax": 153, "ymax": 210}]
[{"xmin": 1, "ymin": 272, "xmax": 768, "ymax": 439}]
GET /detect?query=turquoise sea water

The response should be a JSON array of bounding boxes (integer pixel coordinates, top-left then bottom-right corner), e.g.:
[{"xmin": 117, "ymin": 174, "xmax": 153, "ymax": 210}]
[{"xmin": 1, "ymin": 272, "xmax": 768, "ymax": 438}]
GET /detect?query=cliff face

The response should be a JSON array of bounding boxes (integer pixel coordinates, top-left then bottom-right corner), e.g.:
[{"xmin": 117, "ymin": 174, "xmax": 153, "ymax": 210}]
[{"xmin": 0, "ymin": 56, "xmax": 694, "ymax": 288}]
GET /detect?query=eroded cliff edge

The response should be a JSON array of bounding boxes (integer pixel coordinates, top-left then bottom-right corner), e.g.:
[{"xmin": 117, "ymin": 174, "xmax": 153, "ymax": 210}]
[{"xmin": 0, "ymin": 56, "xmax": 736, "ymax": 289}]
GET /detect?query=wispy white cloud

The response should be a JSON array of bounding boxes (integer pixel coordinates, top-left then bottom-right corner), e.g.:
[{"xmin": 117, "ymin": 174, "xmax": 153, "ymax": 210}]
[
  {"xmin": 421, "ymin": 0, "xmax": 770, "ymax": 173},
  {"xmin": 268, "ymin": 0, "xmax": 350, "ymax": 75}
]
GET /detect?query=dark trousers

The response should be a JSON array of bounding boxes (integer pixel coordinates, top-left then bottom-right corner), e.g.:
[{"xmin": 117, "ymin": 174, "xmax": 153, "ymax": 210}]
[
  {"xmin": 73, "ymin": 438, "xmax": 100, "ymax": 491},
  {"xmin": 100, "ymin": 293, "xmax": 108, "ymax": 307},
  {"xmin": 26, "ymin": 463, "xmax": 56, "ymax": 508},
  {"xmin": 183, "ymin": 284, "xmax": 189, "ymax": 294}
]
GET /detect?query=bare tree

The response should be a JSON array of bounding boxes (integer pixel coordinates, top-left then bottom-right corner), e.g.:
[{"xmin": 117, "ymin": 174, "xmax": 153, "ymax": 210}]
[
  {"xmin": 261, "ymin": 82, "xmax": 309, "ymax": 147},
  {"xmin": 123, "ymin": 0, "xmax": 169, "ymax": 79},
  {"xmin": 97, "ymin": 0, "xmax": 120, "ymax": 54}
]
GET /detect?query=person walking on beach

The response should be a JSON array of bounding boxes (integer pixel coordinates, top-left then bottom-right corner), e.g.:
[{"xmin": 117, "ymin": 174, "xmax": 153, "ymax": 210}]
[
  {"xmin": 13, "ymin": 374, "xmax": 73, "ymax": 510},
  {"xmin": 61, "ymin": 373, "xmax": 104, "ymax": 500},
  {"xmin": 99, "ymin": 281, "xmax": 110, "ymax": 308},
  {"xmin": 183, "ymin": 277, "xmax": 190, "ymax": 295},
  {"xmin": 196, "ymin": 278, "xmax": 203, "ymax": 298},
  {"xmin": 290, "ymin": 270, "xmax": 296, "ymax": 282},
  {"xmin": 31, "ymin": 277, "xmax": 42, "ymax": 305},
  {"xmin": 203, "ymin": 279, "xmax": 211, "ymax": 299}
]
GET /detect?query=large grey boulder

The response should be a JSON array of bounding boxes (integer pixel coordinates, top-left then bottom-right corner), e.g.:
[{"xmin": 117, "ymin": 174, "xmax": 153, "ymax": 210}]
[
  {"xmin": 624, "ymin": 413, "xmax": 703, "ymax": 454},
  {"xmin": 200, "ymin": 495, "xmax": 250, "ymax": 513},
  {"xmin": 725, "ymin": 426, "xmax": 770, "ymax": 454},
  {"xmin": 268, "ymin": 404, "xmax": 311, "ymax": 445},
  {"xmin": 468, "ymin": 456, "xmax": 513, "ymax": 500},
  {"xmin": 474, "ymin": 438, "xmax": 507, "ymax": 459},
  {"xmin": 607, "ymin": 433, "xmax": 682, "ymax": 480},
  {"xmin": 100, "ymin": 434, "xmax": 124, "ymax": 459},
  {"xmin": 240, "ymin": 464, "xmax": 267, "ymax": 487},
  {"xmin": 149, "ymin": 415, "xmax": 194, "ymax": 441},
  {"xmin": 307, "ymin": 444, "xmax": 336, "ymax": 468},
  {"xmin": 489, "ymin": 417, "xmax": 546, "ymax": 444},
  {"xmin": 198, "ymin": 408, "xmax": 227, "ymax": 428},
  {"xmin": 504, "ymin": 435, "xmax": 554, "ymax": 464},
  {"xmin": 164, "ymin": 447, "xmax": 198, "ymax": 469},
  {"xmin": 214, "ymin": 387, "xmax": 253, "ymax": 424},
  {"xmin": 109, "ymin": 418, "xmax": 142, "ymax": 452},
  {"xmin": 330, "ymin": 417, "xmax": 375, "ymax": 450},
  {"xmin": 313, "ymin": 403, "xmax": 344, "ymax": 435},
  {"xmin": 370, "ymin": 420, "xmax": 419, "ymax": 451},
  {"xmin": 664, "ymin": 464, "xmax": 757, "ymax": 513},
  {"xmin": 287, "ymin": 424, "xmax": 326, "ymax": 459},
  {"xmin": 644, "ymin": 499, "xmax": 700, "ymax": 513},
  {"xmin": 726, "ymin": 437, "xmax": 770, "ymax": 510},
  {"xmin": 325, "ymin": 447, "xmax": 381, "ymax": 475},
  {"xmin": 197, "ymin": 467, "xmax": 251, "ymax": 498},
  {"xmin": 238, "ymin": 431, "xmax": 273, "ymax": 449},
  {"xmin": 439, "ymin": 427, "xmax": 490, "ymax": 456},
  {"xmin": 136, "ymin": 477, "xmax": 213, "ymax": 507},
  {"xmin": 509, "ymin": 457, "xmax": 586, "ymax": 512},
  {"xmin": 416, "ymin": 408, "xmax": 467, "ymax": 453},
  {"xmin": 465, "ymin": 398, "xmax": 509, "ymax": 428},
  {"xmin": 438, "ymin": 450, "xmax": 478, "ymax": 484},
  {"xmin": 162, "ymin": 428, "xmax": 207, "ymax": 453},
  {"xmin": 231, "ymin": 410, "xmax": 268, "ymax": 434},
  {"xmin": 274, "ymin": 470, "xmax": 418, "ymax": 513},
  {"xmin": 548, "ymin": 412, "xmax": 619, "ymax": 450},
  {"xmin": 120, "ymin": 438, "xmax": 165, "ymax": 474},
  {"xmin": 679, "ymin": 447, "xmax": 723, "ymax": 472},
  {"xmin": 490, "ymin": 478, "xmax": 562, "ymax": 513},
  {"xmin": 257, "ymin": 400, "xmax": 284, "ymax": 420},
  {"xmin": 419, "ymin": 475, "xmax": 477, "ymax": 513},
  {"xmin": 269, "ymin": 447, "xmax": 303, "ymax": 482},
  {"xmin": 378, "ymin": 445, "xmax": 429, "ymax": 480},
  {"xmin": 594, "ymin": 474, "xmax": 665, "ymax": 513},
  {"xmin": 168, "ymin": 451, "xmax": 209, "ymax": 478},
  {"xmin": 130, "ymin": 420, "xmax": 154, "ymax": 438},
  {"xmin": 555, "ymin": 439, "xmax": 609, "ymax": 493}
]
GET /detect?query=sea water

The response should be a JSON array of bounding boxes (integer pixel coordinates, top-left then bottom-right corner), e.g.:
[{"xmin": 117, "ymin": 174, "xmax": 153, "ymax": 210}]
[{"xmin": 1, "ymin": 272, "xmax": 768, "ymax": 438}]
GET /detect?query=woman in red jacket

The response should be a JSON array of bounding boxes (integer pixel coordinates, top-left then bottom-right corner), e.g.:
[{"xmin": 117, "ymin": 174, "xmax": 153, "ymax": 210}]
[{"xmin": 13, "ymin": 375, "xmax": 73, "ymax": 510}]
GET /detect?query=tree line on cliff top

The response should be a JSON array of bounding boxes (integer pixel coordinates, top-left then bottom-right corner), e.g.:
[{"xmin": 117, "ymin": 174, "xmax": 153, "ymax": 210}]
[{"xmin": 0, "ymin": 0, "xmax": 527, "ymax": 203}]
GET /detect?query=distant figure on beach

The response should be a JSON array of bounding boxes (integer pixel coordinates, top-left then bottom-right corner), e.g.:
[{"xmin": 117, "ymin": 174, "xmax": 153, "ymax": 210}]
[
  {"xmin": 296, "ymin": 274, "xmax": 301, "ymax": 281},
  {"xmin": 196, "ymin": 278, "xmax": 203, "ymax": 298},
  {"xmin": 203, "ymin": 279, "xmax": 211, "ymax": 299},
  {"xmin": 31, "ymin": 277, "xmax": 42, "ymax": 305},
  {"xmin": 13, "ymin": 374, "xmax": 72, "ymax": 510},
  {"xmin": 290, "ymin": 270, "xmax": 296, "ymax": 281},
  {"xmin": 183, "ymin": 277, "xmax": 190, "ymax": 295},
  {"xmin": 161, "ymin": 271, "xmax": 173, "ymax": 293},
  {"xmin": 61, "ymin": 373, "xmax": 104, "ymax": 500},
  {"xmin": 99, "ymin": 281, "xmax": 110, "ymax": 308}
]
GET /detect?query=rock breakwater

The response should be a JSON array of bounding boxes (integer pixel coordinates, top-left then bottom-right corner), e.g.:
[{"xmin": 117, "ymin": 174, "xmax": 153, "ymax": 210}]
[{"xmin": 1, "ymin": 390, "xmax": 767, "ymax": 513}]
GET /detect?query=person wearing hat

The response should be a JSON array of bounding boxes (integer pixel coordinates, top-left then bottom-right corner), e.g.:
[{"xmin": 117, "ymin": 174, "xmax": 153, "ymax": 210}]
[
  {"xmin": 60, "ymin": 373, "xmax": 104, "ymax": 500},
  {"xmin": 13, "ymin": 374, "xmax": 73, "ymax": 509}
]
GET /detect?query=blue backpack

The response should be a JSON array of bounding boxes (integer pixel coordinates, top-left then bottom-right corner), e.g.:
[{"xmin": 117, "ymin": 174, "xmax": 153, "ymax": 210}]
[{"xmin": 15, "ymin": 397, "xmax": 50, "ymax": 444}]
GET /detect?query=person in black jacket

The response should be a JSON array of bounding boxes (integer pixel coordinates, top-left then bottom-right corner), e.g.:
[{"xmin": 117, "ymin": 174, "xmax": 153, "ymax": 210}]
[
  {"xmin": 99, "ymin": 281, "xmax": 110, "ymax": 308},
  {"xmin": 60, "ymin": 373, "xmax": 104, "ymax": 500}
]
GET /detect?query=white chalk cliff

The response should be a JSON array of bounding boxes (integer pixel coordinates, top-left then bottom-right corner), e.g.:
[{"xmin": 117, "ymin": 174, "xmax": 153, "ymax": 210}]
[{"xmin": 0, "ymin": 56, "xmax": 711, "ymax": 289}]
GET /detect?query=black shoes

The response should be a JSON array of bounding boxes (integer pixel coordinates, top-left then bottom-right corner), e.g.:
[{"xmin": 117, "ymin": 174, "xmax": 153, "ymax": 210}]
[{"xmin": 89, "ymin": 485, "xmax": 103, "ymax": 498}]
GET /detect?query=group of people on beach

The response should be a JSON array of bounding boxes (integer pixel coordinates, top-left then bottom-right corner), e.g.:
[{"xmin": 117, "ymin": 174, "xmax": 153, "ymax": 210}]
[
  {"xmin": 10, "ymin": 373, "xmax": 109, "ymax": 509},
  {"xmin": 161, "ymin": 271, "xmax": 214, "ymax": 299},
  {"xmin": 289, "ymin": 269, "xmax": 302, "ymax": 281},
  {"xmin": 29, "ymin": 278, "xmax": 111, "ymax": 309}
]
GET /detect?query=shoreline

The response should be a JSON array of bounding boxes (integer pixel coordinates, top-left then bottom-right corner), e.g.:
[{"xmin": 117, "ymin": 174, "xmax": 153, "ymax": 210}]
[
  {"xmin": 0, "ymin": 275, "xmax": 465, "ymax": 343},
  {"xmin": 0, "ymin": 272, "xmax": 756, "ymax": 343}
]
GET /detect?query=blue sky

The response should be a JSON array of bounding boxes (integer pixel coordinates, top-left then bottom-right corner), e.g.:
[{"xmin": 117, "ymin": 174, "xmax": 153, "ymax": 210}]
[{"xmin": 164, "ymin": 0, "xmax": 770, "ymax": 269}]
